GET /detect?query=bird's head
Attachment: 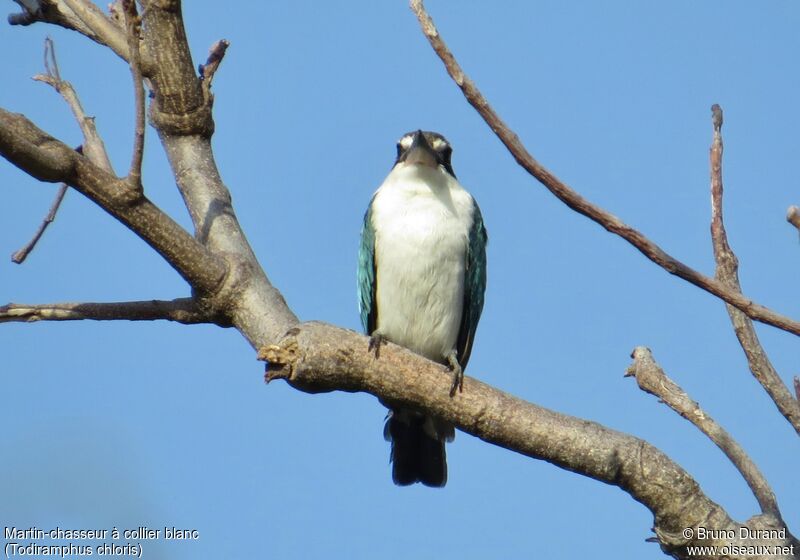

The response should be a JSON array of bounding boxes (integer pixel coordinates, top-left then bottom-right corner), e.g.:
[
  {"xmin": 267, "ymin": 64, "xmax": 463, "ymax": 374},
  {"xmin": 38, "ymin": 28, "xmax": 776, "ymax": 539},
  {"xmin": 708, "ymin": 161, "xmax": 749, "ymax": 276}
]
[{"xmin": 394, "ymin": 130, "xmax": 456, "ymax": 178}]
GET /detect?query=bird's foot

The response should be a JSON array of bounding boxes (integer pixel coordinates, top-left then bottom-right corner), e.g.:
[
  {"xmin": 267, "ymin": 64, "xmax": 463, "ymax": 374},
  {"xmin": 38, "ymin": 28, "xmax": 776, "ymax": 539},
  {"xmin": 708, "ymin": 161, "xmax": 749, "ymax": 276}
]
[
  {"xmin": 368, "ymin": 331, "xmax": 386, "ymax": 359},
  {"xmin": 446, "ymin": 351, "xmax": 463, "ymax": 397}
]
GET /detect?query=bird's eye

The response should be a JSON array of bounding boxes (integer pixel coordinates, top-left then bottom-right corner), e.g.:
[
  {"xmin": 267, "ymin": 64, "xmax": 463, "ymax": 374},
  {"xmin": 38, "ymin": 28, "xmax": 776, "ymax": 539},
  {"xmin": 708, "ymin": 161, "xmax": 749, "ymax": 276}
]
[{"xmin": 439, "ymin": 144, "xmax": 452, "ymax": 163}]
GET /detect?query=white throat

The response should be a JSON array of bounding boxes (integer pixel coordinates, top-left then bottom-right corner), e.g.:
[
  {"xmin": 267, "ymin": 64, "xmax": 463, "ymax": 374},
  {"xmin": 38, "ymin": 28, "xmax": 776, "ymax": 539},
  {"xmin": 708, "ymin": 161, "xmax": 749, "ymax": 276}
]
[{"xmin": 369, "ymin": 162, "xmax": 475, "ymax": 362}]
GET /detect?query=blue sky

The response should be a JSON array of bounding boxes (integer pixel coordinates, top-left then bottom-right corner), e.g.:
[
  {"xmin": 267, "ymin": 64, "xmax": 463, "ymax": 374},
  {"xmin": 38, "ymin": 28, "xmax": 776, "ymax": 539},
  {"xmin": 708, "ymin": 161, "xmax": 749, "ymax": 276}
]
[{"xmin": 1, "ymin": 1, "xmax": 799, "ymax": 558}]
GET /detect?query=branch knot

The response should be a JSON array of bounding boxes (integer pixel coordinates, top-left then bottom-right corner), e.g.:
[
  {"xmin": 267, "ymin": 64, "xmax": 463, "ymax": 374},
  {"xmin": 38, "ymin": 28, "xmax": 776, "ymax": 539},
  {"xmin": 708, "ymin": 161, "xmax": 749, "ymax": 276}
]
[
  {"xmin": 259, "ymin": 337, "xmax": 300, "ymax": 383},
  {"xmin": 149, "ymin": 100, "xmax": 214, "ymax": 137}
]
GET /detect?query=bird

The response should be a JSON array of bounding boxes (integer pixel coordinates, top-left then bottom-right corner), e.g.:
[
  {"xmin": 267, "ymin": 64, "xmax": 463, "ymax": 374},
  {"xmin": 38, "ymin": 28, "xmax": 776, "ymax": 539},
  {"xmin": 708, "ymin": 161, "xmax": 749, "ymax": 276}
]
[{"xmin": 357, "ymin": 130, "xmax": 487, "ymax": 487}]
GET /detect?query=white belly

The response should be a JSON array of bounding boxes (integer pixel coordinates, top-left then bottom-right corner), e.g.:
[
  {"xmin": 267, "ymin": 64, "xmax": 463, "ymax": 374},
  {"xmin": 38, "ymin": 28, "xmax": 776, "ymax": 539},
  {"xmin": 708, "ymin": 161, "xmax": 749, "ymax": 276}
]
[{"xmin": 370, "ymin": 166, "xmax": 474, "ymax": 363}]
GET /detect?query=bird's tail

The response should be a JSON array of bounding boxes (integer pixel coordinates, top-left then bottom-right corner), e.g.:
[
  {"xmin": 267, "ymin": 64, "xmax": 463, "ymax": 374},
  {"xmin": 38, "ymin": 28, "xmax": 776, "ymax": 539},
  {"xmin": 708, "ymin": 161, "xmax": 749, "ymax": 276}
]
[{"xmin": 384, "ymin": 409, "xmax": 454, "ymax": 487}]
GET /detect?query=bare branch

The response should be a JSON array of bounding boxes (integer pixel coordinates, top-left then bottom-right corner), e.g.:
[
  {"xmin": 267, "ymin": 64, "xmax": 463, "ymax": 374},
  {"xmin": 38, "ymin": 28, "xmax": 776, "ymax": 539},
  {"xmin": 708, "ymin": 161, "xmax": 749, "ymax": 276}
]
[
  {"xmin": 137, "ymin": 2, "xmax": 298, "ymax": 346},
  {"xmin": 259, "ymin": 321, "xmax": 797, "ymax": 559},
  {"xmin": 33, "ymin": 37, "xmax": 114, "ymax": 172},
  {"xmin": 708, "ymin": 104, "xmax": 800, "ymax": 436},
  {"xmin": 141, "ymin": 2, "xmax": 211, "ymax": 136},
  {"xmin": 795, "ymin": 377, "xmax": 800, "ymax": 402},
  {"xmin": 9, "ymin": 0, "xmax": 131, "ymax": 63},
  {"xmin": 626, "ymin": 347, "xmax": 781, "ymax": 519},
  {"xmin": 13, "ymin": 38, "xmax": 116, "ymax": 264},
  {"xmin": 0, "ymin": 108, "xmax": 227, "ymax": 297},
  {"xmin": 11, "ymin": 183, "xmax": 67, "ymax": 263},
  {"xmin": 5, "ymin": 3, "xmax": 297, "ymax": 348},
  {"xmin": 60, "ymin": 0, "xmax": 123, "ymax": 45},
  {"xmin": 409, "ymin": 0, "xmax": 800, "ymax": 340},
  {"xmin": 0, "ymin": 298, "xmax": 214, "ymax": 325},
  {"xmin": 42, "ymin": 33, "xmax": 61, "ymax": 79},
  {"xmin": 122, "ymin": 0, "xmax": 145, "ymax": 187},
  {"xmin": 787, "ymin": 206, "xmax": 800, "ymax": 233},
  {"xmin": 10, "ymin": 0, "xmax": 92, "ymax": 31}
]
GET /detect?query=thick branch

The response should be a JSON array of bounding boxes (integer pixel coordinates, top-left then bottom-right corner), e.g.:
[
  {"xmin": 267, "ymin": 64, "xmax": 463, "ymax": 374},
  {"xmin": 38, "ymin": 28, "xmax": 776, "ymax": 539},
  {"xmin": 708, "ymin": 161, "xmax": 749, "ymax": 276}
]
[
  {"xmin": 260, "ymin": 321, "xmax": 797, "ymax": 560},
  {"xmin": 139, "ymin": 2, "xmax": 297, "ymax": 346},
  {"xmin": 141, "ymin": 1, "xmax": 210, "ymax": 136},
  {"xmin": 0, "ymin": 298, "xmax": 213, "ymax": 324},
  {"xmin": 409, "ymin": 0, "xmax": 800, "ymax": 339},
  {"xmin": 6, "ymin": 1, "xmax": 297, "ymax": 347},
  {"xmin": 627, "ymin": 347, "xmax": 780, "ymax": 519},
  {"xmin": 709, "ymin": 104, "xmax": 800, "ymax": 436},
  {"xmin": 0, "ymin": 108, "xmax": 227, "ymax": 297}
]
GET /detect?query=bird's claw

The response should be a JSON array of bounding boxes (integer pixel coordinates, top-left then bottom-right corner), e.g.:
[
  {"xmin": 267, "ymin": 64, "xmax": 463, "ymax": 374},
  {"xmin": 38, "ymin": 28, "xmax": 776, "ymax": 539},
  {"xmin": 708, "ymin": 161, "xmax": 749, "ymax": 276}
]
[
  {"xmin": 368, "ymin": 332, "xmax": 385, "ymax": 358},
  {"xmin": 446, "ymin": 352, "xmax": 463, "ymax": 397}
]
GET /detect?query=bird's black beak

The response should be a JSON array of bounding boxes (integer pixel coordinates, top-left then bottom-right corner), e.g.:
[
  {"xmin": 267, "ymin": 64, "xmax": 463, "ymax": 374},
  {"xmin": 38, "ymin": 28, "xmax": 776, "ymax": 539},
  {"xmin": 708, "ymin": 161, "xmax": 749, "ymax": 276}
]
[{"xmin": 403, "ymin": 130, "xmax": 438, "ymax": 168}]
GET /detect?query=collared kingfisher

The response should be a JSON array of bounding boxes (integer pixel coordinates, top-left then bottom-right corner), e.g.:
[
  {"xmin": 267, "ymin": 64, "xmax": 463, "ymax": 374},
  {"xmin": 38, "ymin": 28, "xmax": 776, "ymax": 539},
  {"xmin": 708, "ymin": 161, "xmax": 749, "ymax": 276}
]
[{"xmin": 357, "ymin": 130, "xmax": 487, "ymax": 487}]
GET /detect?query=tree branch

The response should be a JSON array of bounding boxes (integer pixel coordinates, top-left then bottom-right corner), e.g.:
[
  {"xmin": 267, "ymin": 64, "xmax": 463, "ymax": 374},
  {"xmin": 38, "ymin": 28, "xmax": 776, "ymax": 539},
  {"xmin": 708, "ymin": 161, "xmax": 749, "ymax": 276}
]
[
  {"xmin": 13, "ymin": 37, "xmax": 116, "ymax": 265},
  {"xmin": 5, "ymin": 0, "xmax": 297, "ymax": 347},
  {"xmin": 141, "ymin": 0, "xmax": 210, "ymax": 137},
  {"xmin": 0, "ymin": 108, "xmax": 227, "ymax": 297},
  {"xmin": 9, "ymin": 0, "xmax": 132, "ymax": 64},
  {"xmin": 34, "ymin": 37, "xmax": 114, "ymax": 172},
  {"xmin": 0, "ymin": 298, "xmax": 214, "ymax": 324},
  {"xmin": 59, "ymin": 0, "xmax": 130, "ymax": 61},
  {"xmin": 122, "ymin": 0, "xmax": 145, "ymax": 187},
  {"xmin": 708, "ymin": 104, "xmax": 800, "ymax": 436},
  {"xmin": 138, "ymin": 1, "xmax": 297, "ymax": 346},
  {"xmin": 260, "ymin": 321, "xmax": 797, "ymax": 560},
  {"xmin": 409, "ymin": 0, "xmax": 800, "ymax": 340},
  {"xmin": 626, "ymin": 346, "xmax": 780, "ymax": 519},
  {"xmin": 3, "ymin": 5, "xmax": 799, "ymax": 559}
]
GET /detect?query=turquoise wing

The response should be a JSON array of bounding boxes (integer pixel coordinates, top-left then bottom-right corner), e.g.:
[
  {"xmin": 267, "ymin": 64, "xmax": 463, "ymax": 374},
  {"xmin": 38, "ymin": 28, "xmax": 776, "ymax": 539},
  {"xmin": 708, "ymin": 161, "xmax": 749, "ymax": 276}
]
[
  {"xmin": 456, "ymin": 198, "xmax": 488, "ymax": 369},
  {"xmin": 357, "ymin": 203, "xmax": 377, "ymax": 334}
]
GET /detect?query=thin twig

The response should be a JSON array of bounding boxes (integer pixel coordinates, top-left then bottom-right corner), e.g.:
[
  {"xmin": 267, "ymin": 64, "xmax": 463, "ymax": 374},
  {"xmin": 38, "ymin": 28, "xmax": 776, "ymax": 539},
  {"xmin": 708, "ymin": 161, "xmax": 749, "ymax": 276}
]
[
  {"xmin": 709, "ymin": 104, "xmax": 800, "ymax": 436},
  {"xmin": 11, "ymin": 184, "xmax": 68, "ymax": 263},
  {"xmin": 787, "ymin": 206, "xmax": 800, "ymax": 233},
  {"xmin": 626, "ymin": 347, "xmax": 781, "ymax": 519},
  {"xmin": 0, "ymin": 108, "xmax": 228, "ymax": 295},
  {"xmin": 33, "ymin": 37, "xmax": 114, "ymax": 171},
  {"xmin": 0, "ymin": 298, "xmax": 215, "ymax": 325},
  {"xmin": 13, "ymin": 37, "xmax": 113, "ymax": 263},
  {"xmin": 409, "ymin": 0, "xmax": 800, "ymax": 339},
  {"xmin": 43, "ymin": 35, "xmax": 61, "ymax": 79},
  {"xmin": 122, "ymin": 0, "xmax": 144, "ymax": 188}
]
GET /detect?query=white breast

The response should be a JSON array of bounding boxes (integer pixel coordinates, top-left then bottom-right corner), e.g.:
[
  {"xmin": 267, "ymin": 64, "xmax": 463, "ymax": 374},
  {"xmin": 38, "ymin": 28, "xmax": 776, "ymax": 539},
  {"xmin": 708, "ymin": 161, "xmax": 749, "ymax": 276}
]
[{"xmin": 370, "ymin": 164, "xmax": 475, "ymax": 363}]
